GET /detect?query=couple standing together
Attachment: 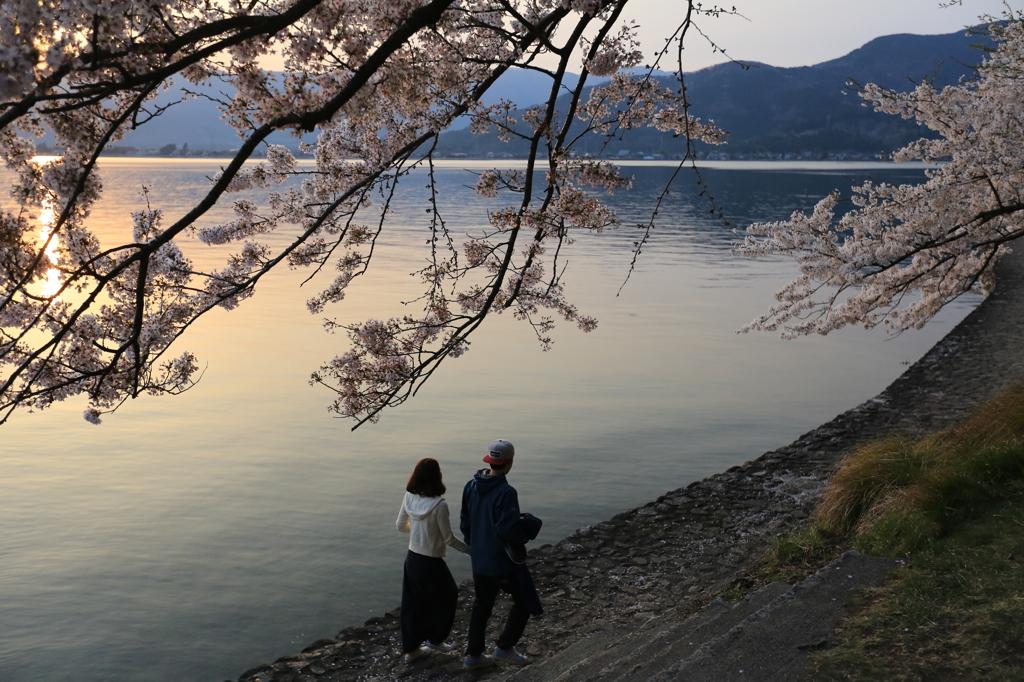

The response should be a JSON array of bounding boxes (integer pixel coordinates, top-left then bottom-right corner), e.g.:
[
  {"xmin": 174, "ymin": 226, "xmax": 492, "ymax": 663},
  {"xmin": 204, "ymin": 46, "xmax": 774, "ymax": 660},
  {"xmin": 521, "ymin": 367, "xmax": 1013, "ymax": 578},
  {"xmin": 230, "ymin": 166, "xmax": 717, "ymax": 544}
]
[{"xmin": 395, "ymin": 439, "xmax": 540, "ymax": 669}]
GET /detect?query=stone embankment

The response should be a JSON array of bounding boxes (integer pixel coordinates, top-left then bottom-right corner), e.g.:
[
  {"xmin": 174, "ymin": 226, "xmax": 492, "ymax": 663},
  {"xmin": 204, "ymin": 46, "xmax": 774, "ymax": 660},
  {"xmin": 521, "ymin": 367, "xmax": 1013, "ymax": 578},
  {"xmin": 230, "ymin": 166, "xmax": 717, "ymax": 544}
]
[{"xmin": 232, "ymin": 248, "xmax": 1024, "ymax": 682}]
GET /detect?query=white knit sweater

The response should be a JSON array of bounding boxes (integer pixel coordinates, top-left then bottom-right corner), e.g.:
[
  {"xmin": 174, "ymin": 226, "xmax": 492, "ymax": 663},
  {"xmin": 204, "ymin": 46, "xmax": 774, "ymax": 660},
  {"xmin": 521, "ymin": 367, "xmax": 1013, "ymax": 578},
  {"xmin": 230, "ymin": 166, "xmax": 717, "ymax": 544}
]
[{"xmin": 396, "ymin": 492, "xmax": 469, "ymax": 557}]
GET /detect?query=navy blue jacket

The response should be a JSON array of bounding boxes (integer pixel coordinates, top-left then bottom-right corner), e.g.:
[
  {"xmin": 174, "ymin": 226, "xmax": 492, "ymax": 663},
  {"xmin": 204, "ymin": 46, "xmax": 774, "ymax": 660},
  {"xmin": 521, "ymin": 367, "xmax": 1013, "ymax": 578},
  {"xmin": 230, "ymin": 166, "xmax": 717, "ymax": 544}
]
[{"xmin": 460, "ymin": 470, "xmax": 530, "ymax": 576}]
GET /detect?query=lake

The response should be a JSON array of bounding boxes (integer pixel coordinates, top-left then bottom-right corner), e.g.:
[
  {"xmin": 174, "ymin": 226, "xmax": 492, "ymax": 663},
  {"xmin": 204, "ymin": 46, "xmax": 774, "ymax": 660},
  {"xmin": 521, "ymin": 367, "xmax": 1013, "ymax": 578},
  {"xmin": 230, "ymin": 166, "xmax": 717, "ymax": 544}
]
[{"xmin": 0, "ymin": 159, "xmax": 976, "ymax": 681}]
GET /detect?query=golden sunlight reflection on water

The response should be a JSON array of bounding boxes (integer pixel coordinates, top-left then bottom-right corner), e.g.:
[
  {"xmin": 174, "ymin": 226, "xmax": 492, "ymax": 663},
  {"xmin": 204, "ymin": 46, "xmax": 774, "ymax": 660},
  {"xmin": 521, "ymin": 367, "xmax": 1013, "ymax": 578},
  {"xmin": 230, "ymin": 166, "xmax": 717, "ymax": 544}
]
[
  {"xmin": 36, "ymin": 198, "xmax": 62, "ymax": 298},
  {"xmin": 27, "ymin": 155, "xmax": 65, "ymax": 299}
]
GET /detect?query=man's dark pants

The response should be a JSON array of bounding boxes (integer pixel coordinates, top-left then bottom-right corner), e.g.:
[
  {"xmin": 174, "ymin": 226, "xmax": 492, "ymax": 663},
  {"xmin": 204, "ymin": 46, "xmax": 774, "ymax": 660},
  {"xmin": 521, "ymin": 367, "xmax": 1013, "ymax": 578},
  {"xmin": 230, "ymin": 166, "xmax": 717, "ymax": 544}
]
[{"xmin": 466, "ymin": 571, "xmax": 529, "ymax": 656}]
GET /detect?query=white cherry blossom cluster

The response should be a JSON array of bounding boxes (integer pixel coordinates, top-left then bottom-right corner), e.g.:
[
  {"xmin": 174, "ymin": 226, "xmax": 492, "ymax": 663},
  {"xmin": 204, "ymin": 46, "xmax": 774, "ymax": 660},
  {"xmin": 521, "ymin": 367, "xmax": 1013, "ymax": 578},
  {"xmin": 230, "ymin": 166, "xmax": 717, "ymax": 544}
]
[
  {"xmin": 584, "ymin": 23, "xmax": 643, "ymax": 77},
  {"xmin": 740, "ymin": 16, "xmax": 1024, "ymax": 339},
  {"xmin": 579, "ymin": 72, "xmax": 723, "ymax": 145}
]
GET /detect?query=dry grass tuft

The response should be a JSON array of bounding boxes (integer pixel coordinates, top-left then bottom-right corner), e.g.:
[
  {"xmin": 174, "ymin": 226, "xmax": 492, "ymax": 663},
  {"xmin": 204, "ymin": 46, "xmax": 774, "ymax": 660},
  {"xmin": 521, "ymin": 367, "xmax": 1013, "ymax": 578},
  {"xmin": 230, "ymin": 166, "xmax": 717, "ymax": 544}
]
[{"xmin": 812, "ymin": 383, "xmax": 1024, "ymax": 555}]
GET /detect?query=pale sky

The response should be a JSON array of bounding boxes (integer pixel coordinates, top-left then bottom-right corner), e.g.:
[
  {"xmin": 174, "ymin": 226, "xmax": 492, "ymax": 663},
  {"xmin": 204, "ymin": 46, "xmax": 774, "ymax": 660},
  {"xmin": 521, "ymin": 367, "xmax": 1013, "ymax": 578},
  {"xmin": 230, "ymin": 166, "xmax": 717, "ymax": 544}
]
[
  {"xmin": 627, "ymin": 0, "xmax": 1014, "ymax": 71},
  {"xmin": 254, "ymin": 1, "xmax": 1014, "ymax": 73}
]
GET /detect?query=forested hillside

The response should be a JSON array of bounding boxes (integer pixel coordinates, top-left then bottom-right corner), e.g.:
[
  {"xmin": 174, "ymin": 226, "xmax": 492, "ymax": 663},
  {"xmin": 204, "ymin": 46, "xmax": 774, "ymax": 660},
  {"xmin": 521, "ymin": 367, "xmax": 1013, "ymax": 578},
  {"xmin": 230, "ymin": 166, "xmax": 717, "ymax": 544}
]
[{"xmin": 437, "ymin": 28, "xmax": 992, "ymax": 159}]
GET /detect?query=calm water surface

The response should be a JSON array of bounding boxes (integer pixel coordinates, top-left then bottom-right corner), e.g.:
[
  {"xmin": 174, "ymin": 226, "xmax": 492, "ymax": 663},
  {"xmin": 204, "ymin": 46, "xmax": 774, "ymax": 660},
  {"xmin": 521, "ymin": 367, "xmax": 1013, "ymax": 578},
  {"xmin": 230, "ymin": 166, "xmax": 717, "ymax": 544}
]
[{"xmin": 0, "ymin": 159, "xmax": 976, "ymax": 681}]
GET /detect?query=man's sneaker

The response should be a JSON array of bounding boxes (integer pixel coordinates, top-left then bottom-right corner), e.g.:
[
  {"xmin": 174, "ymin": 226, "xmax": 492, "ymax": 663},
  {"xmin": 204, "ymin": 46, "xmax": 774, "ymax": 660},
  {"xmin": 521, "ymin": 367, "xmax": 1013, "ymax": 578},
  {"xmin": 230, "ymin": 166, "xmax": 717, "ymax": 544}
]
[
  {"xmin": 463, "ymin": 653, "xmax": 495, "ymax": 669},
  {"xmin": 492, "ymin": 646, "xmax": 529, "ymax": 665},
  {"xmin": 403, "ymin": 647, "xmax": 429, "ymax": 664},
  {"xmin": 423, "ymin": 641, "xmax": 453, "ymax": 653}
]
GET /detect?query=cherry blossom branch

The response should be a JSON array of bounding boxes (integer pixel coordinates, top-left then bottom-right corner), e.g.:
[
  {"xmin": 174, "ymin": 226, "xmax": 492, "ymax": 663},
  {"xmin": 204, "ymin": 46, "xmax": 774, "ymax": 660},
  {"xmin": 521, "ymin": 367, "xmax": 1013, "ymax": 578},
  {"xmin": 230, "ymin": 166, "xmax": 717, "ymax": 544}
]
[{"xmin": 1, "ymin": 0, "xmax": 728, "ymax": 427}]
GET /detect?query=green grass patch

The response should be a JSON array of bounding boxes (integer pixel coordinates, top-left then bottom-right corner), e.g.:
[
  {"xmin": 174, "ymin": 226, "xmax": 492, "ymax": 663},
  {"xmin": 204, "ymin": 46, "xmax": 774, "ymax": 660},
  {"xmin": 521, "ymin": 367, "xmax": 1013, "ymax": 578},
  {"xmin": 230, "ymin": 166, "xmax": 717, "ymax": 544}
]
[
  {"xmin": 719, "ymin": 525, "xmax": 845, "ymax": 603},
  {"xmin": 807, "ymin": 499, "xmax": 1024, "ymax": 681}
]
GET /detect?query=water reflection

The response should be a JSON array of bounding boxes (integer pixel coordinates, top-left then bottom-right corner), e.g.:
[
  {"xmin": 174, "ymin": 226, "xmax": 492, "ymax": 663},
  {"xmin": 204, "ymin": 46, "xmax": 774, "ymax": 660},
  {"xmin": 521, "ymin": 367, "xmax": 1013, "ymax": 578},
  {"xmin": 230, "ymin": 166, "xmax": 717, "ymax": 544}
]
[
  {"xmin": 36, "ymin": 198, "xmax": 61, "ymax": 299},
  {"xmin": 28, "ymin": 156, "xmax": 65, "ymax": 299}
]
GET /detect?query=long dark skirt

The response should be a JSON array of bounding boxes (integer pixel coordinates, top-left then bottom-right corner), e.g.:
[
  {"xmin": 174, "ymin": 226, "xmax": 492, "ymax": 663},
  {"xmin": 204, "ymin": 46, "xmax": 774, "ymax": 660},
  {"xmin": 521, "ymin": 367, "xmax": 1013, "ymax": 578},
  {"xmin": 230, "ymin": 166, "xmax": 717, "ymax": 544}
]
[{"xmin": 400, "ymin": 550, "xmax": 458, "ymax": 653}]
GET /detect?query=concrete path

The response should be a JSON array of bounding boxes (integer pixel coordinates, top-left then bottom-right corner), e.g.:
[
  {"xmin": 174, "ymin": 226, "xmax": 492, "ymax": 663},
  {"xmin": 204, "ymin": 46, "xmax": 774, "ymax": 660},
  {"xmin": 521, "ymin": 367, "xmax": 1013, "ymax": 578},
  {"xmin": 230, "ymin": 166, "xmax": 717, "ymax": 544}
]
[{"xmin": 492, "ymin": 551, "xmax": 896, "ymax": 682}]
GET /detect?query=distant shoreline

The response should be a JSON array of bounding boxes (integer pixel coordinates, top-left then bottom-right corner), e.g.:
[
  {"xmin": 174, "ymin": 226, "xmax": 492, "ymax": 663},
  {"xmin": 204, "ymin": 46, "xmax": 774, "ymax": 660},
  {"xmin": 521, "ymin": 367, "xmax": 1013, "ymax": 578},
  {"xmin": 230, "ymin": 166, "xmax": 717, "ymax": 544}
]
[
  {"xmin": 87, "ymin": 152, "xmax": 894, "ymax": 162},
  {"xmin": 59, "ymin": 155, "xmax": 937, "ymax": 172}
]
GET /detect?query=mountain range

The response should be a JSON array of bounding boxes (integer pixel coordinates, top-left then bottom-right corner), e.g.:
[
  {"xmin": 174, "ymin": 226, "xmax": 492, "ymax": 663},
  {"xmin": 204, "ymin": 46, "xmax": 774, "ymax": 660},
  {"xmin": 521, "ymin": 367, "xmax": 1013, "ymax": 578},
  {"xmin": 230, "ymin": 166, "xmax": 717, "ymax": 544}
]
[
  {"xmin": 438, "ymin": 27, "xmax": 994, "ymax": 159},
  {"xmin": 100, "ymin": 26, "xmax": 993, "ymax": 158}
]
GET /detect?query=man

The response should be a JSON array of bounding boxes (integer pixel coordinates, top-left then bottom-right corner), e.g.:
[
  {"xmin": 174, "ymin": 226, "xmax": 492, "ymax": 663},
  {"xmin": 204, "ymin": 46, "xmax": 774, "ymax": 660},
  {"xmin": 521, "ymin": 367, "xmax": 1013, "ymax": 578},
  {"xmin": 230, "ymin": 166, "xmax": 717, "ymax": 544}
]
[{"xmin": 460, "ymin": 439, "xmax": 533, "ymax": 669}]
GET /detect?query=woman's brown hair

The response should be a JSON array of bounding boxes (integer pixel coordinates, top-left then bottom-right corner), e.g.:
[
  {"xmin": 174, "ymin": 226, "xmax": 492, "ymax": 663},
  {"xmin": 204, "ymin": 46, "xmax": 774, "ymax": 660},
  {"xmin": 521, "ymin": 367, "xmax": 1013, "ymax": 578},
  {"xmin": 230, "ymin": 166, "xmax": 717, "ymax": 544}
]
[{"xmin": 406, "ymin": 458, "xmax": 446, "ymax": 497}]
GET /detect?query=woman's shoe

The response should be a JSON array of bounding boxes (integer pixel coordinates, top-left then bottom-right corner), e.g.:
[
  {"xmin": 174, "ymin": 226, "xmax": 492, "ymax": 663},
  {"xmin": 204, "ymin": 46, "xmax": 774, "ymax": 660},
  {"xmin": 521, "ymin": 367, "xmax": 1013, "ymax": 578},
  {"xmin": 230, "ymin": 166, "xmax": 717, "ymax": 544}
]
[
  {"xmin": 403, "ymin": 647, "xmax": 430, "ymax": 664},
  {"xmin": 423, "ymin": 641, "xmax": 454, "ymax": 653}
]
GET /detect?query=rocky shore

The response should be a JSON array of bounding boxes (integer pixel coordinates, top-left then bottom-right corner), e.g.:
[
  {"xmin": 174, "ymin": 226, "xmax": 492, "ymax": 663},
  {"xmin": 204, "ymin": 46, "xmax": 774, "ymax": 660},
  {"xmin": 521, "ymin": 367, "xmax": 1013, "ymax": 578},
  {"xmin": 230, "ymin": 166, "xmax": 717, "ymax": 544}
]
[{"xmin": 232, "ymin": 248, "xmax": 1024, "ymax": 682}]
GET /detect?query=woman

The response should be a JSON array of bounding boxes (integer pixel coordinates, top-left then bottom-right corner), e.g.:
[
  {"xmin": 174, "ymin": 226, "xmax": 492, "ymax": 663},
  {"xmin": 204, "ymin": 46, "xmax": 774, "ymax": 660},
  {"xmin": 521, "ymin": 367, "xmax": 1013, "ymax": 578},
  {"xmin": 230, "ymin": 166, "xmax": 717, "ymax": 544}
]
[{"xmin": 396, "ymin": 458, "xmax": 469, "ymax": 663}]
